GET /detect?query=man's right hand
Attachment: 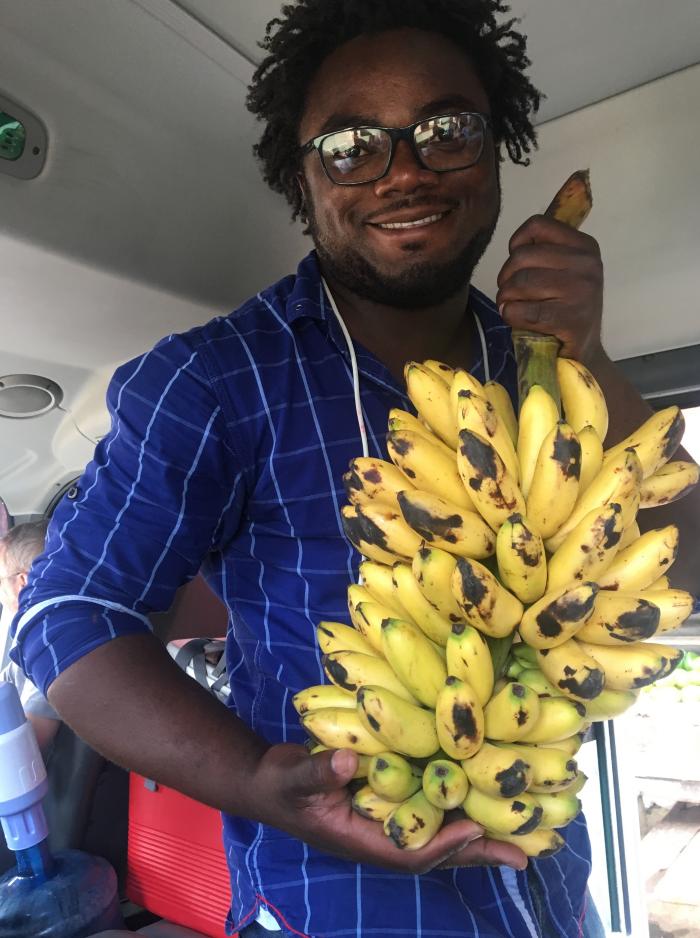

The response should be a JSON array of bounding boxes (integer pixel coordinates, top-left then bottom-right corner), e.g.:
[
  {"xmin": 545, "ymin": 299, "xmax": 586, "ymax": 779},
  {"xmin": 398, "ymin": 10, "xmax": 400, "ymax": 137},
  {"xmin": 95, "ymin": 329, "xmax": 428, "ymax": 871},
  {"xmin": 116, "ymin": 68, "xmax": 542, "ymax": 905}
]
[{"xmin": 250, "ymin": 743, "xmax": 529, "ymax": 873}]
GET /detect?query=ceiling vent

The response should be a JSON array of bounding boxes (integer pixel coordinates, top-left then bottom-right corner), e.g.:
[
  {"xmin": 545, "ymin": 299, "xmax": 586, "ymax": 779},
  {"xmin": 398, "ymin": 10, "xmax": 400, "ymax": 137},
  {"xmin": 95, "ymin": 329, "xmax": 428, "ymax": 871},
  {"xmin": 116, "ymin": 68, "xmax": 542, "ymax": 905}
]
[{"xmin": 0, "ymin": 374, "xmax": 63, "ymax": 418}]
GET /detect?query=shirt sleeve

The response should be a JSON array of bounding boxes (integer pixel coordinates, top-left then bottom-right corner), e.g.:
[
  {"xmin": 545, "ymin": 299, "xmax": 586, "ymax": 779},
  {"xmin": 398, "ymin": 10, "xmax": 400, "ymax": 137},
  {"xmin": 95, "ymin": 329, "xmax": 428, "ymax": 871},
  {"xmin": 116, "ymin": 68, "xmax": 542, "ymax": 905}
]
[{"xmin": 11, "ymin": 331, "xmax": 244, "ymax": 697}]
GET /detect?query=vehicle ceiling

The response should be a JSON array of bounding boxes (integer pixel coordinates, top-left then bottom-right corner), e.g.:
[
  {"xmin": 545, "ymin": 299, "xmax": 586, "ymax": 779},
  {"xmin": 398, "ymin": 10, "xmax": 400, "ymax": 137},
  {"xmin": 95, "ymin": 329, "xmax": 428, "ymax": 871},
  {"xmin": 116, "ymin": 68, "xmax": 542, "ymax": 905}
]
[{"xmin": 0, "ymin": 0, "xmax": 699, "ymax": 515}]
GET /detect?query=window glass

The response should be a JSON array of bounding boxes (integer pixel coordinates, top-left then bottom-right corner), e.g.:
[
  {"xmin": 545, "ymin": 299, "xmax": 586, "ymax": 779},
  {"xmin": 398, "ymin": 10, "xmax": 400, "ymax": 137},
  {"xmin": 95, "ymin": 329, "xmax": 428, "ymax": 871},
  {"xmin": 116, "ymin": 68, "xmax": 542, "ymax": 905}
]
[
  {"xmin": 682, "ymin": 405, "xmax": 700, "ymax": 462},
  {"xmin": 0, "ymin": 111, "xmax": 26, "ymax": 161}
]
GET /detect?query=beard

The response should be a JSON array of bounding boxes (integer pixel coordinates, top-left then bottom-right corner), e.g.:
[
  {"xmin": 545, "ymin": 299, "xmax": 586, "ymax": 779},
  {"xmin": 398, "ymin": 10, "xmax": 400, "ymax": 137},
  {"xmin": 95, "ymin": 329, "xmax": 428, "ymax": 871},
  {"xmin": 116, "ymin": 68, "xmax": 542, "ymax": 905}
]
[{"xmin": 305, "ymin": 191, "xmax": 500, "ymax": 310}]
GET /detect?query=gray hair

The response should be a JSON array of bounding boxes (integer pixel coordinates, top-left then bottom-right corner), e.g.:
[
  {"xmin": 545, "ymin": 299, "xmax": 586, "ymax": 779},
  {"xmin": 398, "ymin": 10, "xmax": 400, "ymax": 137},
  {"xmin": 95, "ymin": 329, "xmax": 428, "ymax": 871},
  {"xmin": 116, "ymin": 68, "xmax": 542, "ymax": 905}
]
[{"xmin": 0, "ymin": 520, "xmax": 48, "ymax": 574}]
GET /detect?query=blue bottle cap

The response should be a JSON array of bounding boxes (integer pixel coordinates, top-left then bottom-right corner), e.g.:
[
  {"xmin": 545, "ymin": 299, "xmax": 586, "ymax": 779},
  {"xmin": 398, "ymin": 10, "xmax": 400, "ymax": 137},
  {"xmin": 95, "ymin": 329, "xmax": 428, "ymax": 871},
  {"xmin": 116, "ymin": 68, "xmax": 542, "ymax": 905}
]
[{"xmin": 0, "ymin": 683, "xmax": 26, "ymax": 734}]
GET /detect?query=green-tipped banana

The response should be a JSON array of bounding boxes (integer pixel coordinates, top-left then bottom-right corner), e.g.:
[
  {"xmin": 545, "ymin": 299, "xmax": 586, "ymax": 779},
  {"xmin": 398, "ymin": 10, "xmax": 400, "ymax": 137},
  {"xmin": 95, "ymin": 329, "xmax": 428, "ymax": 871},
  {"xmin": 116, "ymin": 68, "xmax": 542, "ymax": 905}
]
[
  {"xmin": 457, "ymin": 429, "xmax": 526, "ymax": 531},
  {"xmin": 483, "ymin": 682, "xmax": 541, "ymax": 742},
  {"xmin": 575, "ymin": 591, "xmax": 661, "ymax": 645},
  {"xmin": 536, "ymin": 640, "xmax": 605, "ymax": 701},
  {"xmin": 518, "ymin": 582, "xmax": 599, "ymax": 650},
  {"xmin": 396, "ymin": 489, "xmax": 496, "ymax": 559},
  {"xmin": 316, "ymin": 621, "xmax": 379, "ymax": 658},
  {"xmin": 384, "ymin": 790, "xmax": 444, "ymax": 850},
  {"xmin": 323, "ymin": 650, "xmax": 419, "ymax": 703},
  {"xmin": 496, "ymin": 513, "xmax": 547, "ymax": 604},
  {"xmin": 511, "ymin": 643, "xmax": 538, "ymax": 669},
  {"xmin": 356, "ymin": 685, "xmax": 440, "ymax": 759},
  {"xmin": 391, "ymin": 561, "xmax": 454, "ymax": 645},
  {"xmin": 352, "ymin": 784, "xmax": 402, "ymax": 821},
  {"xmin": 302, "ymin": 707, "xmax": 387, "ymax": 755},
  {"xmin": 293, "ymin": 684, "xmax": 356, "ymax": 715},
  {"xmin": 368, "ymin": 752, "xmax": 423, "ymax": 802},
  {"xmin": 534, "ymin": 790, "xmax": 582, "ymax": 830},
  {"xmin": 486, "ymin": 827, "xmax": 565, "ymax": 857},
  {"xmin": 412, "ymin": 546, "xmax": 465, "ymax": 624},
  {"xmin": 576, "ymin": 639, "xmax": 683, "ymax": 691},
  {"xmin": 445, "ymin": 623, "xmax": 494, "ymax": 706},
  {"xmin": 463, "ymin": 787, "xmax": 542, "ymax": 836},
  {"xmin": 461, "ymin": 741, "xmax": 532, "ymax": 798},
  {"xmin": 516, "ymin": 668, "xmax": 561, "ymax": 698},
  {"xmin": 526, "ymin": 422, "xmax": 582, "ymax": 540},
  {"xmin": 451, "ymin": 557, "xmax": 523, "ymax": 638},
  {"xmin": 547, "ymin": 503, "xmax": 625, "ymax": 593},
  {"xmin": 435, "ymin": 676, "xmax": 485, "ymax": 760},
  {"xmin": 387, "ymin": 429, "xmax": 474, "ymax": 509},
  {"xmin": 503, "ymin": 743, "xmax": 577, "ymax": 792},
  {"xmin": 422, "ymin": 759, "xmax": 470, "ymax": 810},
  {"xmin": 380, "ymin": 617, "xmax": 447, "ymax": 708},
  {"xmin": 583, "ymin": 688, "xmax": 638, "ymax": 721},
  {"xmin": 518, "ymin": 697, "xmax": 588, "ymax": 744},
  {"xmin": 343, "ymin": 457, "xmax": 415, "ymax": 512}
]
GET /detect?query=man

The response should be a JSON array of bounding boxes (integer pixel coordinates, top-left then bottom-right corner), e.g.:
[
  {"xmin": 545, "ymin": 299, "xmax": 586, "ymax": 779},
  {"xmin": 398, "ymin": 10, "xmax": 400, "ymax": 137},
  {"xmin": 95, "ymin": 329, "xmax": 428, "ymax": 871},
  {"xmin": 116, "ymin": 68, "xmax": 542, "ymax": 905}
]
[
  {"xmin": 11, "ymin": 2, "xmax": 700, "ymax": 936},
  {"xmin": 0, "ymin": 520, "xmax": 60, "ymax": 753}
]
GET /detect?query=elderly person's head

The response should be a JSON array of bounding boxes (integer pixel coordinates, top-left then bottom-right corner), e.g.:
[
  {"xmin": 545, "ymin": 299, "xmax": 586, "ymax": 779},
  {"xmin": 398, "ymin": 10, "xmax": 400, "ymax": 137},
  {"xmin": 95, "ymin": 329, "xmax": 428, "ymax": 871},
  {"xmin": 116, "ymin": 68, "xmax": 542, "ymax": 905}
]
[{"xmin": 0, "ymin": 521, "xmax": 48, "ymax": 615}]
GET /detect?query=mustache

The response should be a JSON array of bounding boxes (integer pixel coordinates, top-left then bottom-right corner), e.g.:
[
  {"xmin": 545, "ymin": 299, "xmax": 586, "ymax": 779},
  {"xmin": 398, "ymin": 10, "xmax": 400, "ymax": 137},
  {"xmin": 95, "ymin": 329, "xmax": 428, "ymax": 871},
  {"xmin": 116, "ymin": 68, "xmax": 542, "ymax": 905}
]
[{"xmin": 363, "ymin": 197, "xmax": 460, "ymax": 224}]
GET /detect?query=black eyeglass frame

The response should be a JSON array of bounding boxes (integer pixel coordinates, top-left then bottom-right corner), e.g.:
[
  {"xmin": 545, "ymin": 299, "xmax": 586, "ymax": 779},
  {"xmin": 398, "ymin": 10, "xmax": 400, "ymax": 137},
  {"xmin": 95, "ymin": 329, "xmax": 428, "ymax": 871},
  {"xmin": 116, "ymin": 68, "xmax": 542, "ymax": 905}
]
[{"xmin": 299, "ymin": 111, "xmax": 492, "ymax": 186}]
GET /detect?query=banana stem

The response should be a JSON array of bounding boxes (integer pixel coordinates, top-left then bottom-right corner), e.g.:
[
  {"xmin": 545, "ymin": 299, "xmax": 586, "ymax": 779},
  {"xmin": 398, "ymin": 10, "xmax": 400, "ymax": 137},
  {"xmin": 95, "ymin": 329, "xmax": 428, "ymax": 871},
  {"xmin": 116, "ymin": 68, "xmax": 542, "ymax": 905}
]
[{"xmin": 513, "ymin": 331, "xmax": 561, "ymax": 414}]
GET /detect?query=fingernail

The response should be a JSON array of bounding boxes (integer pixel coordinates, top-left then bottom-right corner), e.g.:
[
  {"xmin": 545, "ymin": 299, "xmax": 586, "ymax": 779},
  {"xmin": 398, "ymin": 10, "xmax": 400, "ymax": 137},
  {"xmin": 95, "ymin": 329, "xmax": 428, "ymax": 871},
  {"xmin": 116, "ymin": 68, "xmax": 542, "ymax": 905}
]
[
  {"xmin": 331, "ymin": 749, "xmax": 355, "ymax": 776},
  {"xmin": 498, "ymin": 303, "xmax": 506, "ymax": 316}
]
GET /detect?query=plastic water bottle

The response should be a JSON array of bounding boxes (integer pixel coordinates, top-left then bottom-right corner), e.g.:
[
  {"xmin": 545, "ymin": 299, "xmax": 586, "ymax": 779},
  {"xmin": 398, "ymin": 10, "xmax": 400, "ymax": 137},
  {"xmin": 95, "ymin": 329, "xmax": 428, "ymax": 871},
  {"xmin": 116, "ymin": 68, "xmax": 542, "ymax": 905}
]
[{"xmin": 0, "ymin": 682, "xmax": 124, "ymax": 936}]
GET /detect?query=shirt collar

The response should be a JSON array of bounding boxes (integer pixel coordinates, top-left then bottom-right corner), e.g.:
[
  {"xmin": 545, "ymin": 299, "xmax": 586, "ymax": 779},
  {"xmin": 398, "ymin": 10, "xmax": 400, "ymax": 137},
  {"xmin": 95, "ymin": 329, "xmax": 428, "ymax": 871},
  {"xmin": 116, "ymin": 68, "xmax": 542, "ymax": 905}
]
[{"xmin": 284, "ymin": 251, "xmax": 329, "ymax": 325}]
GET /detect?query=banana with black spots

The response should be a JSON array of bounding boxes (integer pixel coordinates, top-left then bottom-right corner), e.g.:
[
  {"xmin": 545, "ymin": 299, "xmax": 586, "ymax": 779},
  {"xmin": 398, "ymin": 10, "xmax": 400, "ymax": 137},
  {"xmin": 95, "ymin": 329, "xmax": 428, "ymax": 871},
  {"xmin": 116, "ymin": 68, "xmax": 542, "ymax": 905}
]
[
  {"xmin": 404, "ymin": 361, "xmax": 460, "ymax": 449},
  {"xmin": 412, "ymin": 546, "xmax": 465, "ymax": 624},
  {"xmin": 546, "ymin": 503, "xmax": 624, "ymax": 593},
  {"xmin": 323, "ymin": 649, "xmax": 419, "ymax": 703},
  {"xmin": 387, "ymin": 429, "xmax": 474, "ymax": 509},
  {"xmin": 503, "ymin": 743, "xmax": 577, "ymax": 793},
  {"xmin": 461, "ymin": 741, "xmax": 532, "ymax": 798},
  {"xmin": 384, "ymin": 790, "xmax": 444, "ymax": 850},
  {"xmin": 516, "ymin": 668, "xmax": 561, "ymax": 698},
  {"xmin": 343, "ymin": 457, "xmax": 415, "ymax": 512},
  {"xmin": 518, "ymin": 696, "xmax": 588, "ymax": 744},
  {"xmin": 302, "ymin": 707, "xmax": 387, "ymax": 755},
  {"xmin": 638, "ymin": 588, "xmax": 694, "ymax": 634},
  {"xmin": 358, "ymin": 560, "xmax": 406, "ymax": 614},
  {"xmin": 483, "ymin": 380, "xmax": 518, "ymax": 446},
  {"xmin": 455, "ymin": 389, "xmax": 520, "ymax": 482},
  {"xmin": 463, "ymin": 786, "xmax": 542, "ymax": 836},
  {"xmin": 518, "ymin": 582, "xmax": 598, "ymax": 650},
  {"xmin": 639, "ymin": 460, "xmax": 699, "ymax": 508},
  {"xmin": 535, "ymin": 640, "xmax": 604, "ymax": 701},
  {"xmin": 353, "ymin": 600, "xmax": 395, "ymax": 654},
  {"xmin": 397, "ymin": 489, "xmax": 496, "ymax": 559},
  {"xmin": 316, "ymin": 621, "xmax": 380, "ymax": 657},
  {"xmin": 445, "ymin": 623, "xmax": 494, "ymax": 706},
  {"xmin": 534, "ymin": 790, "xmax": 582, "ymax": 830},
  {"xmin": 526, "ymin": 422, "xmax": 581, "ymax": 540},
  {"xmin": 596, "ymin": 524, "xmax": 679, "ymax": 592},
  {"xmin": 380, "ymin": 617, "xmax": 447, "ymax": 708},
  {"xmin": 422, "ymin": 758, "xmax": 470, "ymax": 810},
  {"xmin": 483, "ymin": 682, "xmax": 541, "ymax": 742},
  {"xmin": 603, "ymin": 406, "xmax": 685, "ymax": 479},
  {"xmin": 496, "ymin": 513, "xmax": 547, "ymax": 604},
  {"xmin": 356, "ymin": 685, "xmax": 440, "ymax": 759},
  {"xmin": 368, "ymin": 751, "xmax": 423, "ymax": 802},
  {"xmin": 387, "ymin": 408, "xmax": 457, "ymax": 461},
  {"xmin": 557, "ymin": 358, "xmax": 608, "ymax": 441},
  {"xmin": 577, "ymin": 425, "xmax": 604, "ymax": 495},
  {"xmin": 575, "ymin": 591, "xmax": 661, "ymax": 645},
  {"xmin": 576, "ymin": 639, "xmax": 683, "ymax": 691},
  {"xmin": 457, "ymin": 429, "xmax": 526, "ymax": 531},
  {"xmin": 341, "ymin": 505, "xmax": 405, "ymax": 566},
  {"xmin": 352, "ymin": 784, "xmax": 403, "ymax": 821},
  {"xmin": 485, "ymin": 827, "xmax": 565, "ymax": 857},
  {"xmin": 391, "ymin": 561, "xmax": 454, "ymax": 645},
  {"xmin": 353, "ymin": 502, "xmax": 423, "ymax": 559},
  {"xmin": 293, "ymin": 684, "xmax": 356, "ymax": 715},
  {"xmin": 451, "ymin": 556, "xmax": 524, "ymax": 638},
  {"xmin": 435, "ymin": 676, "xmax": 485, "ymax": 759}
]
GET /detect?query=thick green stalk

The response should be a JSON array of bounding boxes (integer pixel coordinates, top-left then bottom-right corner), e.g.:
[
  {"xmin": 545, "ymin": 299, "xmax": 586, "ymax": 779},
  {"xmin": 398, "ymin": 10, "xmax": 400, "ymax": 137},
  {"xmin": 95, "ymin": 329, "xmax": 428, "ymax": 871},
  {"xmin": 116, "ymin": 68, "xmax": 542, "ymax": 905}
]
[{"xmin": 513, "ymin": 331, "xmax": 561, "ymax": 413}]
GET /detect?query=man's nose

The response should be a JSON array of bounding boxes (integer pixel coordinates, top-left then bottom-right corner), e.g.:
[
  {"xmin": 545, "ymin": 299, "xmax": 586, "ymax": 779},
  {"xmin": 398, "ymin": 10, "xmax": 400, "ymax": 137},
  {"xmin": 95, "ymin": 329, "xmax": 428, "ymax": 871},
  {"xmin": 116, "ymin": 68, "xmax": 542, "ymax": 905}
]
[{"xmin": 373, "ymin": 139, "xmax": 438, "ymax": 197}]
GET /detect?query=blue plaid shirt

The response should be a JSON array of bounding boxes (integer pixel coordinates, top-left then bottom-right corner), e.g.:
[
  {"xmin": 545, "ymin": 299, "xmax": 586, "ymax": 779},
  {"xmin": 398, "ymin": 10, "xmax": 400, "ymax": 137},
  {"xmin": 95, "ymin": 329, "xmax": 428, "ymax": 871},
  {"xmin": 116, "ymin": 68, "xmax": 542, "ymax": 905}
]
[{"xmin": 14, "ymin": 252, "xmax": 591, "ymax": 938}]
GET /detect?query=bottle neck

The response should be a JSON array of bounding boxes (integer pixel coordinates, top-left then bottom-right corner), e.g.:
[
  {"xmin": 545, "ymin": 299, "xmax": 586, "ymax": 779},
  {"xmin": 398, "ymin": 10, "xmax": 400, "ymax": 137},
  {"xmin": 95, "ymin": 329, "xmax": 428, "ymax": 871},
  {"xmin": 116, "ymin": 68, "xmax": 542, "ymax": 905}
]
[{"xmin": 15, "ymin": 837, "xmax": 55, "ymax": 881}]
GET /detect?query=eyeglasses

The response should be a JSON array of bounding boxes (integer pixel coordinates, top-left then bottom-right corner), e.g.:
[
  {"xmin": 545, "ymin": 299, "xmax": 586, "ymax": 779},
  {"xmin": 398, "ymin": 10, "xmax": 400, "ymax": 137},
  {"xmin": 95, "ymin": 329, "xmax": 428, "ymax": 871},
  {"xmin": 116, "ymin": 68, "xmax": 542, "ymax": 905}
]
[
  {"xmin": 300, "ymin": 111, "xmax": 491, "ymax": 186},
  {"xmin": 0, "ymin": 571, "xmax": 22, "ymax": 585}
]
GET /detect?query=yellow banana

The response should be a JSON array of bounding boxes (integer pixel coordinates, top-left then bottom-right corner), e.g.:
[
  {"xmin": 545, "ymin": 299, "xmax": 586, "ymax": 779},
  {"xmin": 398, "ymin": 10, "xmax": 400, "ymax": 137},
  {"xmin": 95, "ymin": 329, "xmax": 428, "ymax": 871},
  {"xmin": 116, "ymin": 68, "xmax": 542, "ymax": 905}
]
[
  {"xmin": 422, "ymin": 759, "xmax": 470, "ymax": 810},
  {"xmin": 404, "ymin": 361, "xmax": 460, "ymax": 449},
  {"xmin": 343, "ymin": 457, "xmax": 414, "ymax": 512},
  {"xmin": 456, "ymin": 389, "xmax": 520, "ymax": 482},
  {"xmin": 562, "ymin": 770, "xmax": 588, "ymax": 796},
  {"xmin": 380, "ymin": 617, "xmax": 447, "ymax": 708},
  {"xmin": 518, "ymin": 696, "xmax": 588, "ymax": 744},
  {"xmin": 457, "ymin": 429, "xmax": 526, "ymax": 531},
  {"xmin": 577, "ymin": 425, "xmax": 604, "ymax": 495},
  {"xmin": 525, "ymin": 422, "xmax": 581, "ymax": 540},
  {"xmin": 483, "ymin": 381, "xmax": 518, "ymax": 446},
  {"xmin": 483, "ymin": 682, "xmax": 541, "ymax": 742},
  {"xmin": 575, "ymin": 591, "xmax": 660, "ymax": 645},
  {"xmin": 618, "ymin": 520, "xmax": 640, "ymax": 552},
  {"xmin": 353, "ymin": 502, "xmax": 423, "ymax": 559},
  {"xmin": 354, "ymin": 600, "xmax": 395, "ymax": 653},
  {"xmin": 518, "ymin": 583, "xmax": 598, "ymax": 650},
  {"xmin": 485, "ymin": 827, "xmax": 564, "ymax": 857},
  {"xmin": 557, "ymin": 358, "xmax": 609, "ymax": 441},
  {"xmin": 583, "ymin": 688, "xmax": 638, "ymax": 721},
  {"xmin": 368, "ymin": 751, "xmax": 423, "ymax": 802},
  {"xmin": 387, "ymin": 429, "xmax": 474, "ymax": 509},
  {"xmin": 517, "ymin": 385, "xmax": 560, "ymax": 498},
  {"xmin": 461, "ymin": 741, "xmax": 532, "ymax": 798},
  {"xmin": 576, "ymin": 639, "xmax": 683, "ymax": 691},
  {"xmin": 451, "ymin": 557, "xmax": 524, "ymax": 638},
  {"xmin": 463, "ymin": 786, "xmax": 542, "ymax": 836},
  {"xmin": 545, "ymin": 168, "xmax": 593, "ymax": 227},
  {"xmin": 596, "ymin": 524, "xmax": 679, "ymax": 591},
  {"xmin": 358, "ymin": 560, "xmax": 405, "ymax": 613},
  {"xmin": 503, "ymin": 743, "xmax": 577, "ymax": 792},
  {"xmin": 638, "ymin": 588, "xmax": 694, "ymax": 634},
  {"xmin": 356, "ymin": 685, "xmax": 440, "ymax": 759},
  {"xmin": 516, "ymin": 668, "xmax": 562, "ymax": 698},
  {"xmin": 450, "ymin": 368, "xmax": 486, "ymax": 417},
  {"xmin": 341, "ymin": 505, "xmax": 404, "ymax": 565},
  {"xmin": 639, "ymin": 460, "xmax": 700, "ymax": 508},
  {"xmin": 391, "ymin": 561, "xmax": 454, "ymax": 645},
  {"xmin": 384, "ymin": 790, "xmax": 444, "ymax": 850},
  {"xmin": 603, "ymin": 406, "xmax": 685, "ymax": 479},
  {"xmin": 293, "ymin": 684, "xmax": 356, "ymax": 715},
  {"xmin": 545, "ymin": 448, "xmax": 642, "ymax": 553},
  {"xmin": 412, "ymin": 546, "xmax": 465, "ymax": 624},
  {"xmin": 302, "ymin": 707, "xmax": 387, "ymax": 755},
  {"xmin": 347, "ymin": 586, "xmax": 382, "ymax": 650},
  {"xmin": 496, "ymin": 513, "xmax": 547, "ymax": 603},
  {"xmin": 647, "ymin": 574, "xmax": 670, "ymax": 591},
  {"xmin": 309, "ymin": 744, "xmax": 371, "ymax": 779},
  {"xmin": 422, "ymin": 359, "xmax": 455, "ymax": 384},
  {"xmin": 534, "ymin": 790, "xmax": 582, "ymax": 829},
  {"xmin": 396, "ymin": 489, "xmax": 496, "ymax": 559},
  {"xmin": 323, "ymin": 650, "xmax": 419, "ymax": 703},
  {"xmin": 535, "ymin": 733, "xmax": 584, "ymax": 757},
  {"xmin": 435, "ymin": 676, "xmax": 485, "ymax": 759},
  {"xmin": 536, "ymin": 640, "xmax": 604, "ymax": 701},
  {"xmin": 546, "ymin": 503, "xmax": 624, "ymax": 593},
  {"xmin": 316, "ymin": 621, "xmax": 380, "ymax": 658},
  {"xmin": 445, "ymin": 623, "xmax": 494, "ymax": 706},
  {"xmin": 352, "ymin": 784, "xmax": 402, "ymax": 821},
  {"xmin": 387, "ymin": 408, "xmax": 457, "ymax": 460}
]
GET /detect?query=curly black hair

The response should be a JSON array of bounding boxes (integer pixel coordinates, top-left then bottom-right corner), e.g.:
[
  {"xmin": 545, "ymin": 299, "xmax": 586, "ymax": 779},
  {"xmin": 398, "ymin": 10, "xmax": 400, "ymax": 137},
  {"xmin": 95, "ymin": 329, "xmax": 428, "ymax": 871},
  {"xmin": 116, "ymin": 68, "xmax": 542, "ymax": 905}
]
[{"xmin": 246, "ymin": 0, "xmax": 542, "ymax": 221}]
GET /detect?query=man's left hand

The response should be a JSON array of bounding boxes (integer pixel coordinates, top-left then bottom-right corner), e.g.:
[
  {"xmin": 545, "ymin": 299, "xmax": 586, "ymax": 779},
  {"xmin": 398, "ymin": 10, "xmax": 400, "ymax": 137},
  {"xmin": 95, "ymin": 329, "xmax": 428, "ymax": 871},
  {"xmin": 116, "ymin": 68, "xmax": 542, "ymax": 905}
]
[{"xmin": 496, "ymin": 214, "xmax": 604, "ymax": 365}]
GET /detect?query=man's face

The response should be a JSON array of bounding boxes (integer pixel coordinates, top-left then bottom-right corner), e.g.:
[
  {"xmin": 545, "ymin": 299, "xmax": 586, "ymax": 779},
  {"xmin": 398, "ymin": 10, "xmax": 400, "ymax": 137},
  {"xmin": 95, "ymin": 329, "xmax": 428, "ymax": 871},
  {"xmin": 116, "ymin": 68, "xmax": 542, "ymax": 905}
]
[
  {"xmin": 0, "ymin": 549, "xmax": 25, "ymax": 615},
  {"xmin": 297, "ymin": 28, "xmax": 501, "ymax": 309}
]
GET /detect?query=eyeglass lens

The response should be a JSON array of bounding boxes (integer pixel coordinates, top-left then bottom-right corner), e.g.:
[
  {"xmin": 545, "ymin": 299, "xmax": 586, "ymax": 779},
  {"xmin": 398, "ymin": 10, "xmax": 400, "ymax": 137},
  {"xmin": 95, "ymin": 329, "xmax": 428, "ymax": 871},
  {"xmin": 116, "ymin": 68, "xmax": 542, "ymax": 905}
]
[{"xmin": 319, "ymin": 113, "xmax": 485, "ymax": 184}]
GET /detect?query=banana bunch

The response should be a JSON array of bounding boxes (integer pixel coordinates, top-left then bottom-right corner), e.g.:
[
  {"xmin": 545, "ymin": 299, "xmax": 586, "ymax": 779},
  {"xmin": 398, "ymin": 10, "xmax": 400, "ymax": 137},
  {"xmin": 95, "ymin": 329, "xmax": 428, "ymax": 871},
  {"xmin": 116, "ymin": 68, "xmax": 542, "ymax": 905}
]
[{"xmin": 297, "ymin": 172, "xmax": 698, "ymax": 856}]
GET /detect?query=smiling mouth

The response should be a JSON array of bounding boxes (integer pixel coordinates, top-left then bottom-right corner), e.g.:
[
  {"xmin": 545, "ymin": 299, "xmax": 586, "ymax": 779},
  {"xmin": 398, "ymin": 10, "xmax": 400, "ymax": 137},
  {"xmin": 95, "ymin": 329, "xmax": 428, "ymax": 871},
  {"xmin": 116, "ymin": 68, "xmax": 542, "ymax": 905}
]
[{"xmin": 373, "ymin": 211, "xmax": 451, "ymax": 230}]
